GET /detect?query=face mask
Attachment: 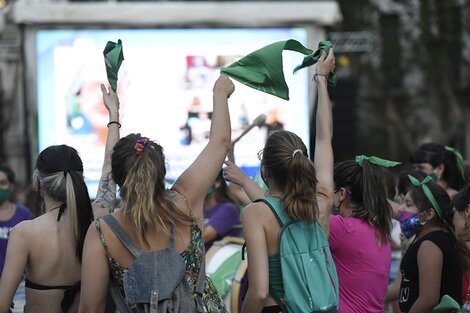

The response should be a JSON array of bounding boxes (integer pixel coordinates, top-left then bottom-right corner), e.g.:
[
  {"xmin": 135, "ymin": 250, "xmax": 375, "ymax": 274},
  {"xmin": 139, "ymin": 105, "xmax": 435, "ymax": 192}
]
[
  {"xmin": 0, "ymin": 188, "xmax": 11, "ymax": 205},
  {"xmin": 399, "ymin": 211, "xmax": 423, "ymax": 239}
]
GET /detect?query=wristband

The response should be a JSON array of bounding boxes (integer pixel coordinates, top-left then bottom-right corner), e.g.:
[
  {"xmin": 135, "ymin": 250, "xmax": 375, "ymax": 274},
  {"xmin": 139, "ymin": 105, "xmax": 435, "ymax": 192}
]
[{"xmin": 107, "ymin": 121, "xmax": 121, "ymax": 128}]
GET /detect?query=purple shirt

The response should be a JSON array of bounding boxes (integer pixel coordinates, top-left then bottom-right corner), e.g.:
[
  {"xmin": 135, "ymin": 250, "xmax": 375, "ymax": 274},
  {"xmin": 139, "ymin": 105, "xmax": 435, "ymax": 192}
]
[
  {"xmin": 204, "ymin": 202, "xmax": 241, "ymax": 251},
  {"xmin": 0, "ymin": 204, "xmax": 33, "ymax": 276}
]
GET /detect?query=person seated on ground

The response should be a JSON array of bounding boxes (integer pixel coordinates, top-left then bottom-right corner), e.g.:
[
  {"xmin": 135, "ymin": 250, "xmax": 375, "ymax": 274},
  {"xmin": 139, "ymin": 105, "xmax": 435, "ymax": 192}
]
[
  {"xmin": 203, "ymin": 170, "xmax": 241, "ymax": 251},
  {"xmin": 0, "ymin": 83, "xmax": 120, "ymax": 313}
]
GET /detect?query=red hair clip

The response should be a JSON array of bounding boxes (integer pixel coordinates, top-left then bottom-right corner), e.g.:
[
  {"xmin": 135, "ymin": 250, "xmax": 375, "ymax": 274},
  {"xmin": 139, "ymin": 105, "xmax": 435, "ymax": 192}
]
[{"xmin": 134, "ymin": 137, "xmax": 150, "ymax": 156}]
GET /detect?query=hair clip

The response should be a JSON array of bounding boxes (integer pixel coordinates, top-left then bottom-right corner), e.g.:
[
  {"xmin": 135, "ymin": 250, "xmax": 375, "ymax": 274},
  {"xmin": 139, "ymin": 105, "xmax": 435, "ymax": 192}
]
[{"xmin": 135, "ymin": 138, "xmax": 148, "ymax": 156}]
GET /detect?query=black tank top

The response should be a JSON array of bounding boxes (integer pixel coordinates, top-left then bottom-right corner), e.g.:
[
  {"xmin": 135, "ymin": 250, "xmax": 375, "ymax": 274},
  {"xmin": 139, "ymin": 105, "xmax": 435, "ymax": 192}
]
[{"xmin": 399, "ymin": 230, "xmax": 462, "ymax": 312}]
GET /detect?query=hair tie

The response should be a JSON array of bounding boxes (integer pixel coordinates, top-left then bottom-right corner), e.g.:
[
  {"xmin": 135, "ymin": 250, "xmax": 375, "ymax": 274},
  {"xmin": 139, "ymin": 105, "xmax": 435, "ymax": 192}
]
[
  {"xmin": 355, "ymin": 155, "xmax": 401, "ymax": 168},
  {"xmin": 135, "ymin": 138, "xmax": 149, "ymax": 156},
  {"xmin": 408, "ymin": 175, "xmax": 442, "ymax": 219},
  {"xmin": 134, "ymin": 137, "xmax": 154, "ymax": 156},
  {"xmin": 445, "ymin": 146, "xmax": 465, "ymax": 179},
  {"xmin": 292, "ymin": 149, "xmax": 303, "ymax": 158},
  {"xmin": 57, "ymin": 203, "xmax": 66, "ymax": 222}
]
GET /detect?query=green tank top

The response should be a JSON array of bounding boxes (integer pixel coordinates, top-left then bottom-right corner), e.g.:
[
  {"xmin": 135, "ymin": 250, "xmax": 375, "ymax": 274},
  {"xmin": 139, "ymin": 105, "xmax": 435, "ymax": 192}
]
[{"xmin": 268, "ymin": 252, "xmax": 284, "ymax": 298}]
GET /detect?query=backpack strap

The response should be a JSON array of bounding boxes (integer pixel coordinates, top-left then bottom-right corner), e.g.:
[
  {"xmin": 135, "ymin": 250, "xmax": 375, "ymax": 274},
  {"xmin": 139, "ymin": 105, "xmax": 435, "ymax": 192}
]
[
  {"xmin": 253, "ymin": 197, "xmax": 290, "ymax": 313},
  {"xmin": 101, "ymin": 214, "xmax": 142, "ymax": 258},
  {"xmin": 254, "ymin": 196, "xmax": 291, "ymax": 226},
  {"xmin": 108, "ymin": 278, "xmax": 133, "ymax": 313}
]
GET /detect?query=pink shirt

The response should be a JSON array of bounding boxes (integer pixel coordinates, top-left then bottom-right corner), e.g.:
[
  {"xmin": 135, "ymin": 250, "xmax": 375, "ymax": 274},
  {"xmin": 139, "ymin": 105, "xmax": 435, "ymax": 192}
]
[{"xmin": 329, "ymin": 215, "xmax": 391, "ymax": 313}]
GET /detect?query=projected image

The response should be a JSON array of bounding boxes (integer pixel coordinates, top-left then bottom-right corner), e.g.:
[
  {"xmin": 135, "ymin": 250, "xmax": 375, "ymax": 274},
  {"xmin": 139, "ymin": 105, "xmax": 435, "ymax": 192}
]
[{"xmin": 36, "ymin": 28, "xmax": 310, "ymax": 196}]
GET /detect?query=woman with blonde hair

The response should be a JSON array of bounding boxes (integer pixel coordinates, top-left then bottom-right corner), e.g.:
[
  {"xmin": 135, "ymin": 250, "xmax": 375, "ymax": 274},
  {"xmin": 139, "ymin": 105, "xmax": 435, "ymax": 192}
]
[
  {"xmin": 0, "ymin": 83, "xmax": 120, "ymax": 313},
  {"xmin": 78, "ymin": 75, "xmax": 234, "ymax": 313}
]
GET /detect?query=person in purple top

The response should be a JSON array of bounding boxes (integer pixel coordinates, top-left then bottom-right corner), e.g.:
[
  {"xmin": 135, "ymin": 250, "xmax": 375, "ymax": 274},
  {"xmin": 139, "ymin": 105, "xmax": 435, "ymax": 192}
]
[
  {"xmin": 0, "ymin": 163, "xmax": 33, "ymax": 277},
  {"xmin": 203, "ymin": 170, "xmax": 241, "ymax": 251}
]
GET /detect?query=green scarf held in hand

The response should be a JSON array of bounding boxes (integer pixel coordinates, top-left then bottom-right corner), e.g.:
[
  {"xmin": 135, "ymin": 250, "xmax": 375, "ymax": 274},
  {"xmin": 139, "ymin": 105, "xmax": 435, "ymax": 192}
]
[
  {"xmin": 221, "ymin": 39, "xmax": 335, "ymax": 100},
  {"xmin": 293, "ymin": 40, "xmax": 336, "ymax": 87},
  {"xmin": 103, "ymin": 39, "xmax": 124, "ymax": 92}
]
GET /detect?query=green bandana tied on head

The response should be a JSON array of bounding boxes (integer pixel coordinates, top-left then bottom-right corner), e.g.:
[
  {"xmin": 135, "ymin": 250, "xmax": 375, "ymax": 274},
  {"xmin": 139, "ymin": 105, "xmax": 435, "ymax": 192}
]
[
  {"xmin": 221, "ymin": 39, "xmax": 336, "ymax": 100},
  {"xmin": 103, "ymin": 39, "xmax": 124, "ymax": 92},
  {"xmin": 355, "ymin": 155, "xmax": 401, "ymax": 168},
  {"xmin": 445, "ymin": 145, "xmax": 465, "ymax": 179},
  {"xmin": 408, "ymin": 175, "xmax": 443, "ymax": 219}
]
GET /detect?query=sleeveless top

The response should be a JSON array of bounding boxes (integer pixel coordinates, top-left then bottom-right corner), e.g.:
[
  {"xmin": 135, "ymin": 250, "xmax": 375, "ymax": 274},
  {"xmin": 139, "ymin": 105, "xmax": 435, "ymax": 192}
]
[
  {"xmin": 399, "ymin": 230, "xmax": 462, "ymax": 312},
  {"xmin": 95, "ymin": 218, "xmax": 227, "ymax": 313},
  {"xmin": 268, "ymin": 253, "xmax": 283, "ymax": 298}
]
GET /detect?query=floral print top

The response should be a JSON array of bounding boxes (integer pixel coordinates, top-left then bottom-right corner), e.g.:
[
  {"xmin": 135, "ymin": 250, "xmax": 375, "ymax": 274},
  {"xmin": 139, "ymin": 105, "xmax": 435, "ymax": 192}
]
[{"xmin": 95, "ymin": 217, "xmax": 227, "ymax": 313}]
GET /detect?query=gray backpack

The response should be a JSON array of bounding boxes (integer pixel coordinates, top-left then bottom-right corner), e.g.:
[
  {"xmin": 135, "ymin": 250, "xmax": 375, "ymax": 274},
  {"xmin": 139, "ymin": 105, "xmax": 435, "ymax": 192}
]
[{"xmin": 102, "ymin": 215, "xmax": 206, "ymax": 313}]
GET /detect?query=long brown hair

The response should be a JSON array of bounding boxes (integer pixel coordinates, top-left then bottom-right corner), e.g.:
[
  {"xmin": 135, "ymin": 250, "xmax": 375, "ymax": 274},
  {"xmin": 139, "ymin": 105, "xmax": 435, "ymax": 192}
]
[
  {"xmin": 111, "ymin": 133, "xmax": 190, "ymax": 244},
  {"xmin": 262, "ymin": 130, "xmax": 318, "ymax": 224}
]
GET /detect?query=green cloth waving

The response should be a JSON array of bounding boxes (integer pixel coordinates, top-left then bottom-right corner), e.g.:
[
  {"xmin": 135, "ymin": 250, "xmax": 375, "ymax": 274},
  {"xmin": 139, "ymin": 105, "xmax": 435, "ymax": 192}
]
[
  {"xmin": 103, "ymin": 39, "xmax": 124, "ymax": 92},
  {"xmin": 221, "ymin": 39, "xmax": 335, "ymax": 100},
  {"xmin": 294, "ymin": 40, "xmax": 336, "ymax": 86}
]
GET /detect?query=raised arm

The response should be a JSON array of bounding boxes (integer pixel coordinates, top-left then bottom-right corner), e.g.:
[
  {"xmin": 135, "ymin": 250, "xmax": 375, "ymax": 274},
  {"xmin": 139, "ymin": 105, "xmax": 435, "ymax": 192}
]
[
  {"xmin": 224, "ymin": 160, "xmax": 264, "ymax": 202},
  {"xmin": 172, "ymin": 75, "xmax": 234, "ymax": 218},
  {"xmin": 314, "ymin": 49, "xmax": 335, "ymax": 235},
  {"xmin": 92, "ymin": 84, "xmax": 120, "ymax": 218}
]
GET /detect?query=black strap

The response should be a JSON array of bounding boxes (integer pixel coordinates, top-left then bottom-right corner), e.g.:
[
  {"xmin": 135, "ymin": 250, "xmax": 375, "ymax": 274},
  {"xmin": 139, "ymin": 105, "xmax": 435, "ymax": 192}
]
[{"xmin": 25, "ymin": 278, "xmax": 77, "ymax": 291}]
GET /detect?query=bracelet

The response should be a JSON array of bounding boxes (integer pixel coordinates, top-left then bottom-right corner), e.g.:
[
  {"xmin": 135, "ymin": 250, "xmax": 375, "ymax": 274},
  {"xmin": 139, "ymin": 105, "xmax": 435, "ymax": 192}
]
[
  {"xmin": 313, "ymin": 73, "xmax": 328, "ymax": 83},
  {"xmin": 107, "ymin": 121, "xmax": 121, "ymax": 128}
]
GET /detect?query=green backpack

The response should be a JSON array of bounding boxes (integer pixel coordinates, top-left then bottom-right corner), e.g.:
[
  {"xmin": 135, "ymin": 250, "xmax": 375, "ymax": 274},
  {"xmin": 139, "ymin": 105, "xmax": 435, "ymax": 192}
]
[{"xmin": 255, "ymin": 197, "xmax": 339, "ymax": 313}]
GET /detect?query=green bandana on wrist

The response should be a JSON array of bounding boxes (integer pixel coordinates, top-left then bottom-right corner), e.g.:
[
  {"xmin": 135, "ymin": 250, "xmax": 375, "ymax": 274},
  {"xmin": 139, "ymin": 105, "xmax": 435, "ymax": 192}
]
[
  {"xmin": 221, "ymin": 39, "xmax": 335, "ymax": 100},
  {"xmin": 293, "ymin": 40, "xmax": 336, "ymax": 87},
  {"xmin": 408, "ymin": 175, "xmax": 442, "ymax": 219},
  {"xmin": 103, "ymin": 39, "xmax": 124, "ymax": 92},
  {"xmin": 355, "ymin": 155, "xmax": 401, "ymax": 168},
  {"xmin": 445, "ymin": 146, "xmax": 465, "ymax": 179}
]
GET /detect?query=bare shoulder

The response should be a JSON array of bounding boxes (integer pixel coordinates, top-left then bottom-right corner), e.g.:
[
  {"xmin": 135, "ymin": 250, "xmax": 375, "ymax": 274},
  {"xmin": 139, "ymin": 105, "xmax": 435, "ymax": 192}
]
[{"xmin": 242, "ymin": 201, "xmax": 272, "ymax": 221}]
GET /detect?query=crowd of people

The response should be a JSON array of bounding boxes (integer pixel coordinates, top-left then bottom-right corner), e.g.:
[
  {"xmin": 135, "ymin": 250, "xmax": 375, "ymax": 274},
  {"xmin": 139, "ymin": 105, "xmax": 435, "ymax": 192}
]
[{"xmin": 0, "ymin": 44, "xmax": 468, "ymax": 313}]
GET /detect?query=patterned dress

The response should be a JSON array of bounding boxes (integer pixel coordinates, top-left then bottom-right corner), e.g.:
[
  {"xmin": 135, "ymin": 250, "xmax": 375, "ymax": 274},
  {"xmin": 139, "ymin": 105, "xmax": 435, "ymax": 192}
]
[{"xmin": 95, "ymin": 218, "xmax": 228, "ymax": 313}]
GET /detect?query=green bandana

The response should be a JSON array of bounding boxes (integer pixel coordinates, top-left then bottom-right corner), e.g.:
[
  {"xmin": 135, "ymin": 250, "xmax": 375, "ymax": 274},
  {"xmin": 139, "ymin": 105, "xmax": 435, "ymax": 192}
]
[
  {"xmin": 221, "ymin": 39, "xmax": 335, "ymax": 100},
  {"xmin": 445, "ymin": 146, "xmax": 465, "ymax": 179},
  {"xmin": 103, "ymin": 39, "xmax": 124, "ymax": 92},
  {"xmin": 0, "ymin": 188, "xmax": 10, "ymax": 205},
  {"xmin": 293, "ymin": 40, "xmax": 336, "ymax": 86},
  {"xmin": 355, "ymin": 155, "xmax": 401, "ymax": 168},
  {"xmin": 408, "ymin": 175, "xmax": 442, "ymax": 219},
  {"xmin": 432, "ymin": 295, "xmax": 461, "ymax": 313}
]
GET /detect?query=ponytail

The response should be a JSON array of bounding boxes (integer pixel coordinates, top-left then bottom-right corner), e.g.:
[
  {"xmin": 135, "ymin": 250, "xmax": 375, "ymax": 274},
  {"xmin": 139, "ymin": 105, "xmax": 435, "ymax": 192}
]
[
  {"xmin": 359, "ymin": 161, "xmax": 391, "ymax": 241},
  {"xmin": 114, "ymin": 134, "xmax": 190, "ymax": 244},
  {"xmin": 262, "ymin": 131, "xmax": 318, "ymax": 224},
  {"xmin": 65, "ymin": 171, "xmax": 94, "ymax": 261},
  {"xmin": 282, "ymin": 151, "xmax": 317, "ymax": 224},
  {"xmin": 334, "ymin": 159, "xmax": 392, "ymax": 243}
]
